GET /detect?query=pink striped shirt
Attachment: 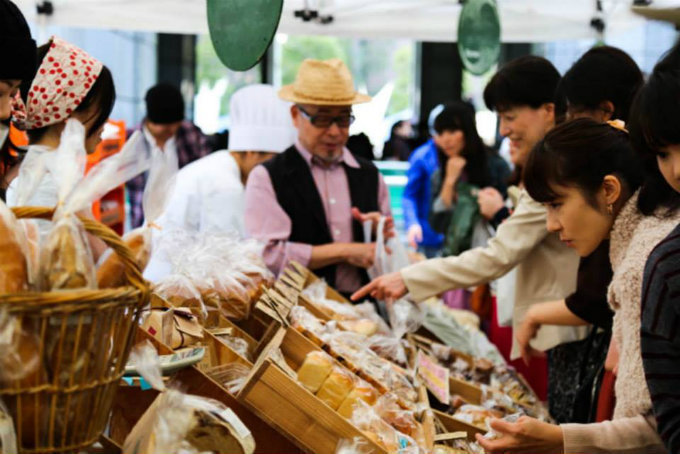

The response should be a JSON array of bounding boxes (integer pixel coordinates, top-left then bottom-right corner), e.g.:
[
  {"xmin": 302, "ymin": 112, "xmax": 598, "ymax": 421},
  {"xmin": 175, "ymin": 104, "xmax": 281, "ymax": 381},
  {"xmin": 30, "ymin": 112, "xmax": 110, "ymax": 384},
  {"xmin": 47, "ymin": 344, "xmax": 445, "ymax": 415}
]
[{"xmin": 244, "ymin": 141, "xmax": 391, "ymax": 293}]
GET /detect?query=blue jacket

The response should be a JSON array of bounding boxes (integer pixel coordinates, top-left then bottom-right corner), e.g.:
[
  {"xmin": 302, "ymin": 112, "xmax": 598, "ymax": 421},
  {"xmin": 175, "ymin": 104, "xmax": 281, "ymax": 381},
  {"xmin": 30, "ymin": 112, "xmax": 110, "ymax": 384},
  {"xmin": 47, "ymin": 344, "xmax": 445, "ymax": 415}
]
[{"xmin": 402, "ymin": 139, "xmax": 444, "ymax": 247}]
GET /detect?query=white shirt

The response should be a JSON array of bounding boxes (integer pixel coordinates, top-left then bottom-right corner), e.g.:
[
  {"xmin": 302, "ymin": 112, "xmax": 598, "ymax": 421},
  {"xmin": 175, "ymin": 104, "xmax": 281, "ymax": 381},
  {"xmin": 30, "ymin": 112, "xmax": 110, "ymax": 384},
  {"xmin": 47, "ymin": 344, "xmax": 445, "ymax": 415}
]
[{"xmin": 143, "ymin": 151, "xmax": 246, "ymax": 281}]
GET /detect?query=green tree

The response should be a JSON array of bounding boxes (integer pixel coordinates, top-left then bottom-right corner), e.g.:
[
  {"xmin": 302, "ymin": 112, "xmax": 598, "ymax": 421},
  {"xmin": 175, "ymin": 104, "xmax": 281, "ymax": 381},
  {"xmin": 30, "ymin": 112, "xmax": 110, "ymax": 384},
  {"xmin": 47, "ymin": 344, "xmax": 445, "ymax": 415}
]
[
  {"xmin": 195, "ymin": 35, "xmax": 261, "ymax": 117},
  {"xmin": 280, "ymin": 36, "xmax": 349, "ymax": 85}
]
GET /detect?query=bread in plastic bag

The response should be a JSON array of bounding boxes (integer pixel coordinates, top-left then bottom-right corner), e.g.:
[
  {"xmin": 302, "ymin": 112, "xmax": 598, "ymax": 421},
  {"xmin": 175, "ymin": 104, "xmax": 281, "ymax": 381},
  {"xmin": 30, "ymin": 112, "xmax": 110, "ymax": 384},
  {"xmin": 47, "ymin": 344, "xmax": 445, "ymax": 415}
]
[
  {"xmin": 36, "ymin": 120, "xmax": 92, "ymax": 291},
  {"xmin": 0, "ymin": 200, "xmax": 28, "ymax": 293},
  {"xmin": 350, "ymin": 400, "xmax": 418, "ymax": 453},
  {"xmin": 96, "ymin": 133, "xmax": 168, "ymax": 288},
  {"xmin": 153, "ymin": 229, "xmax": 270, "ymax": 322},
  {"xmin": 123, "ymin": 342, "xmax": 255, "ymax": 454}
]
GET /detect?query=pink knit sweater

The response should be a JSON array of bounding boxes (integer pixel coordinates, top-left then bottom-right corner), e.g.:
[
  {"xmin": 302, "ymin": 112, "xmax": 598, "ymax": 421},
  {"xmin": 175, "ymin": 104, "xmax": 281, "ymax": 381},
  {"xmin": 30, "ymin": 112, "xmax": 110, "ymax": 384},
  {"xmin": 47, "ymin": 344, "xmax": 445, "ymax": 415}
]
[{"xmin": 561, "ymin": 193, "xmax": 680, "ymax": 454}]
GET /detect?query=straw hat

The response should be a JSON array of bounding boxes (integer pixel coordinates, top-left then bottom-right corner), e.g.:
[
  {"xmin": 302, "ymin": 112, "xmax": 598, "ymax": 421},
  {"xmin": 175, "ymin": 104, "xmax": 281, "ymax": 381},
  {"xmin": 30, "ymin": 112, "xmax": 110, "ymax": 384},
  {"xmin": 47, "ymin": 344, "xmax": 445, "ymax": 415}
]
[{"xmin": 279, "ymin": 58, "xmax": 371, "ymax": 106}]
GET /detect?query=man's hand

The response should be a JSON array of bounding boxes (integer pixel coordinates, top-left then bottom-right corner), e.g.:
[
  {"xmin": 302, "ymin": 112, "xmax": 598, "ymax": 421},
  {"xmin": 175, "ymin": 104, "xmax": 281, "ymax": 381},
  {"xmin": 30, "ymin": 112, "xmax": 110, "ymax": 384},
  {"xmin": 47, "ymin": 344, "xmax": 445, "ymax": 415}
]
[
  {"xmin": 446, "ymin": 156, "xmax": 467, "ymax": 183},
  {"xmin": 407, "ymin": 224, "xmax": 423, "ymax": 249},
  {"xmin": 351, "ymin": 207, "xmax": 395, "ymax": 240},
  {"xmin": 343, "ymin": 242, "xmax": 376, "ymax": 268},
  {"xmin": 351, "ymin": 271, "xmax": 407, "ymax": 303},
  {"xmin": 475, "ymin": 416, "xmax": 564, "ymax": 454},
  {"xmin": 477, "ymin": 187, "xmax": 505, "ymax": 220},
  {"xmin": 516, "ymin": 308, "xmax": 547, "ymax": 366}
]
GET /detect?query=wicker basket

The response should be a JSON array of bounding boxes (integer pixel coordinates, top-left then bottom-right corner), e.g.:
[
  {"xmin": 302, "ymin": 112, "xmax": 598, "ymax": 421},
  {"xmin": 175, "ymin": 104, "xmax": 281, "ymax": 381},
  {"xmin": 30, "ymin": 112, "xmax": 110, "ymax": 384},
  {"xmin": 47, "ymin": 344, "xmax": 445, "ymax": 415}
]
[{"xmin": 0, "ymin": 207, "xmax": 150, "ymax": 454}]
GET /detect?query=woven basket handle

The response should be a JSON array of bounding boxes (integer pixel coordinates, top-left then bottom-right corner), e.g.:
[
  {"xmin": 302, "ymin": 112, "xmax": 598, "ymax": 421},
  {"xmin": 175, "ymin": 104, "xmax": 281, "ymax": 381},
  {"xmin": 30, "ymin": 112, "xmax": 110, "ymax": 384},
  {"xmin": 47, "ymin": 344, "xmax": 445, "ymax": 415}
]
[{"xmin": 10, "ymin": 206, "xmax": 146, "ymax": 293}]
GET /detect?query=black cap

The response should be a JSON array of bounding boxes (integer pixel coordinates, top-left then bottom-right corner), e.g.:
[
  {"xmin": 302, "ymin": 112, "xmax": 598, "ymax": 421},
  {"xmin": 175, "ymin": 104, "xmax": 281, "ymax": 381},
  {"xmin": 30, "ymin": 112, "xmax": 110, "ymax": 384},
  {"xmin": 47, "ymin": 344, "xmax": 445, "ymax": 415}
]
[
  {"xmin": 145, "ymin": 83, "xmax": 185, "ymax": 124},
  {"xmin": 0, "ymin": 0, "xmax": 37, "ymax": 81}
]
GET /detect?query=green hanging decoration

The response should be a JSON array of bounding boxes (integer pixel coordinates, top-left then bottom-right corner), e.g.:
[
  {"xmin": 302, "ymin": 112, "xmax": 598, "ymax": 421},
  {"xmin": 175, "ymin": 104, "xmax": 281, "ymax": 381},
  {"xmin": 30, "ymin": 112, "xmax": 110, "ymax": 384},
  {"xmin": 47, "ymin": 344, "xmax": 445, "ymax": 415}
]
[
  {"xmin": 457, "ymin": 0, "xmax": 501, "ymax": 76},
  {"xmin": 206, "ymin": 0, "xmax": 284, "ymax": 71}
]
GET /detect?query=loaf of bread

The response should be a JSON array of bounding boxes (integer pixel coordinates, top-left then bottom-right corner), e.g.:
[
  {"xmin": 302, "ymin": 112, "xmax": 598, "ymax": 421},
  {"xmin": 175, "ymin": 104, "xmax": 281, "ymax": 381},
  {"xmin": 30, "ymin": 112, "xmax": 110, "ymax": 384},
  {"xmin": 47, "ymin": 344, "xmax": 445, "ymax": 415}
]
[
  {"xmin": 40, "ymin": 216, "xmax": 95, "ymax": 290},
  {"xmin": 297, "ymin": 351, "xmax": 333, "ymax": 393},
  {"xmin": 337, "ymin": 381, "xmax": 378, "ymax": 418},
  {"xmin": 316, "ymin": 366, "xmax": 354, "ymax": 410},
  {"xmin": 97, "ymin": 228, "xmax": 150, "ymax": 288},
  {"xmin": 0, "ymin": 201, "xmax": 28, "ymax": 293}
]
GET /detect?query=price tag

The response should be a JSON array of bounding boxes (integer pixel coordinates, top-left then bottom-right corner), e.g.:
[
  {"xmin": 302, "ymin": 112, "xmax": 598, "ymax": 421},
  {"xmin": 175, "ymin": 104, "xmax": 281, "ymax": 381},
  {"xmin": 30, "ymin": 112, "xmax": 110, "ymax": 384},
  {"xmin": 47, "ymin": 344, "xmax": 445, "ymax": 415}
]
[{"xmin": 416, "ymin": 350, "xmax": 450, "ymax": 404}]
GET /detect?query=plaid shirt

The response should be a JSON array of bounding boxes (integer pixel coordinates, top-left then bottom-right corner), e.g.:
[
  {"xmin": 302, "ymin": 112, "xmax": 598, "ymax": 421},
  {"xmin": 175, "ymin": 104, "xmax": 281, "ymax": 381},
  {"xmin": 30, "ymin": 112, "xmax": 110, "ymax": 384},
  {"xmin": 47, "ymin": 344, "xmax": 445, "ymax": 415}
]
[{"xmin": 125, "ymin": 120, "xmax": 211, "ymax": 228}]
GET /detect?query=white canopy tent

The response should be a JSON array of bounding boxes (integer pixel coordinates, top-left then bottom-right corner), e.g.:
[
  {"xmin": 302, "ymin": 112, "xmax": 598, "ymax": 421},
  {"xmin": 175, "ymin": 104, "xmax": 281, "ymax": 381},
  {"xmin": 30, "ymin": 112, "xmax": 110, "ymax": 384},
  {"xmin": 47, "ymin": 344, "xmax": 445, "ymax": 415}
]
[{"xmin": 12, "ymin": 0, "xmax": 648, "ymax": 43}]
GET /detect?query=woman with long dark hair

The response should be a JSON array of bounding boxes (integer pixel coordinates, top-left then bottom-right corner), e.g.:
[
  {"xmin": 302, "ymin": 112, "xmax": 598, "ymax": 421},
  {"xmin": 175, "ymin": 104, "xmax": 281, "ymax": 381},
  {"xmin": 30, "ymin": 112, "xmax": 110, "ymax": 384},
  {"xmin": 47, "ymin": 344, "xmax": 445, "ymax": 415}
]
[
  {"xmin": 429, "ymin": 102, "xmax": 509, "ymax": 257},
  {"xmin": 476, "ymin": 118, "xmax": 678, "ymax": 454}
]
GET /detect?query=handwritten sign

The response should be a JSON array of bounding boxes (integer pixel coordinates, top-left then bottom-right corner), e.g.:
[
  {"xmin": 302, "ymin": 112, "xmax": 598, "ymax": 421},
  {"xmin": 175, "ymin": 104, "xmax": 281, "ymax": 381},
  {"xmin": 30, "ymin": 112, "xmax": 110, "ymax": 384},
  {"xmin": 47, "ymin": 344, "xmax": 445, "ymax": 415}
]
[{"xmin": 416, "ymin": 350, "xmax": 450, "ymax": 404}]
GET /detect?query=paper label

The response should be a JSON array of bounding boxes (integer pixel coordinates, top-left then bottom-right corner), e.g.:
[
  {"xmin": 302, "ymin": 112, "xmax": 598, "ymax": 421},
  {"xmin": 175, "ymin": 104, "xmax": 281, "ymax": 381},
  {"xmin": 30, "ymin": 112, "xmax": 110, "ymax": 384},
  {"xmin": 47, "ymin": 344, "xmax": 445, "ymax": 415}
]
[{"xmin": 416, "ymin": 350, "xmax": 450, "ymax": 404}]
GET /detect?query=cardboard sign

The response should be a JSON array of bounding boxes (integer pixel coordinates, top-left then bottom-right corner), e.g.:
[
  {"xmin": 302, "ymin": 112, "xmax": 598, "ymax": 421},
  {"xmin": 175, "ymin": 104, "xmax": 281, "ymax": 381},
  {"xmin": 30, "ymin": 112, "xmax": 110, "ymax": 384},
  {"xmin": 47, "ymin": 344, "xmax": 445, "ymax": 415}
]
[{"xmin": 416, "ymin": 350, "xmax": 450, "ymax": 405}]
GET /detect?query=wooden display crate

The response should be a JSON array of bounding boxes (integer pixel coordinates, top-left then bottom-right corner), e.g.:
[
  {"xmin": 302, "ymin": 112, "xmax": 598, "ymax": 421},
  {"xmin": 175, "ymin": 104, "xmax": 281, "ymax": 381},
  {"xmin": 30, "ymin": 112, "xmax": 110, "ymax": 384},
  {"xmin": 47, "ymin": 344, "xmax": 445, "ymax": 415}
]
[
  {"xmin": 433, "ymin": 410, "xmax": 485, "ymax": 442},
  {"xmin": 109, "ymin": 327, "xmax": 302, "ymax": 453},
  {"xmin": 238, "ymin": 327, "xmax": 389, "ymax": 454}
]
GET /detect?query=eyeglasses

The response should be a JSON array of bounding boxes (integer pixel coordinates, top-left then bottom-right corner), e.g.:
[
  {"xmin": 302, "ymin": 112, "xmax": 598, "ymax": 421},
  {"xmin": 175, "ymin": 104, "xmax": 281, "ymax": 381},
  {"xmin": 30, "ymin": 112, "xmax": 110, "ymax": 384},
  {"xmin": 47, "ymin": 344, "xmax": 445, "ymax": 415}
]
[{"xmin": 297, "ymin": 105, "xmax": 355, "ymax": 128}]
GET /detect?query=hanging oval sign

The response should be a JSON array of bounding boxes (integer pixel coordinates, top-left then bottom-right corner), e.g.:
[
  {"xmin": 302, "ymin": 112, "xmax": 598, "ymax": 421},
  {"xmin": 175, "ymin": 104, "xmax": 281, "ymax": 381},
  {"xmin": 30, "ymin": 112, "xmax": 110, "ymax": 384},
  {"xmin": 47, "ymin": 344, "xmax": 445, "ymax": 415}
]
[
  {"xmin": 207, "ymin": 0, "xmax": 283, "ymax": 71},
  {"xmin": 457, "ymin": 0, "xmax": 501, "ymax": 76}
]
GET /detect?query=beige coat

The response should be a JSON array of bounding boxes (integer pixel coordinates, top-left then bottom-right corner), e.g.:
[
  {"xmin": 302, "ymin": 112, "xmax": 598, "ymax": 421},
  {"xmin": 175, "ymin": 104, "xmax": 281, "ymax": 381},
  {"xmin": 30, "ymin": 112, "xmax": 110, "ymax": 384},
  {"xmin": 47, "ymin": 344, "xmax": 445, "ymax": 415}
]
[{"xmin": 401, "ymin": 188, "xmax": 587, "ymax": 359}]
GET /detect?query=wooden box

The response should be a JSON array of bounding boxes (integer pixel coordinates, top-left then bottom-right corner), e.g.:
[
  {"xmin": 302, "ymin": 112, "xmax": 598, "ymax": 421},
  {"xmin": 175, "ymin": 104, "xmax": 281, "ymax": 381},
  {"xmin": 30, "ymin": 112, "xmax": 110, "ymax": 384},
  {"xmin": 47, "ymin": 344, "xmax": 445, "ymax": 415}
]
[{"xmin": 238, "ymin": 327, "xmax": 388, "ymax": 454}]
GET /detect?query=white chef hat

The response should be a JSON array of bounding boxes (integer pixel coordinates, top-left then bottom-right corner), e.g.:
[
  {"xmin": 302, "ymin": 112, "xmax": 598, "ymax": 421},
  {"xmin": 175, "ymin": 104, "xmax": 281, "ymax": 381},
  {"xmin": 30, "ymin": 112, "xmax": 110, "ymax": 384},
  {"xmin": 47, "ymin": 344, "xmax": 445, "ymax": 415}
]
[{"xmin": 228, "ymin": 84, "xmax": 296, "ymax": 153}]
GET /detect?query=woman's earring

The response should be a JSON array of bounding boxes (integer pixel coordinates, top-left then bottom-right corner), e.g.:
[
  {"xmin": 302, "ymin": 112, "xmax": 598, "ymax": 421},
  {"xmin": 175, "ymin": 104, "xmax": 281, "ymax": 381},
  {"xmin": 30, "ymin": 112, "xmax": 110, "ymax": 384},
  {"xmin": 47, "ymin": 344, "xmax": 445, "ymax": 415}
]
[{"xmin": 607, "ymin": 204, "xmax": 614, "ymax": 215}]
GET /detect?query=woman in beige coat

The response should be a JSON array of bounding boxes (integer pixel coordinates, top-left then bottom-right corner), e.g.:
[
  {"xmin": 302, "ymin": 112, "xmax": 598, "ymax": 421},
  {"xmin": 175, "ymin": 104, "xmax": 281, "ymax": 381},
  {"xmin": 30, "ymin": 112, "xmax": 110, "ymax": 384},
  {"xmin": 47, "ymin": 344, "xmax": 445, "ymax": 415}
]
[
  {"xmin": 476, "ymin": 118, "xmax": 680, "ymax": 454},
  {"xmin": 353, "ymin": 56, "xmax": 587, "ymax": 421}
]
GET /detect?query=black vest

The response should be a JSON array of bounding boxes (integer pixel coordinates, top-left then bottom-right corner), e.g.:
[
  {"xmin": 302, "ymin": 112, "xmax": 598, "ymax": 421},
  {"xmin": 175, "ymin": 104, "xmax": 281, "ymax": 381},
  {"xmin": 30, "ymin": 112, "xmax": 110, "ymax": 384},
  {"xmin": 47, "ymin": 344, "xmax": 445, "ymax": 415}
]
[{"xmin": 263, "ymin": 145, "xmax": 380, "ymax": 289}]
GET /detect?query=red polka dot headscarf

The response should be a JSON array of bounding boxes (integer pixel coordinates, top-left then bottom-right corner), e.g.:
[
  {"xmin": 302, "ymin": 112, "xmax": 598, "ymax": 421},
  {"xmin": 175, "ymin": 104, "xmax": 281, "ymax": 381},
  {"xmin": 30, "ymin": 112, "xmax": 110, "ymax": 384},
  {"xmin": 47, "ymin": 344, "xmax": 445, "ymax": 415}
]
[{"xmin": 12, "ymin": 36, "xmax": 103, "ymax": 131}]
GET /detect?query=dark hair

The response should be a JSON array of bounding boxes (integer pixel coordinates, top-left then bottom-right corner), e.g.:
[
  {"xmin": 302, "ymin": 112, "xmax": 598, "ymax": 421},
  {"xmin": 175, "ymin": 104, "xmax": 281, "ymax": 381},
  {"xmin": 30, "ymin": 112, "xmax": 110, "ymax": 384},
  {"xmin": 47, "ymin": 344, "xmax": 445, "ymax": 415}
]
[
  {"xmin": 434, "ymin": 102, "xmax": 490, "ymax": 188},
  {"xmin": 20, "ymin": 41, "xmax": 116, "ymax": 143},
  {"xmin": 484, "ymin": 56, "xmax": 562, "ymax": 113},
  {"xmin": 346, "ymin": 132, "xmax": 374, "ymax": 161},
  {"xmin": 628, "ymin": 39, "xmax": 680, "ymax": 216},
  {"xmin": 561, "ymin": 46, "xmax": 642, "ymax": 122},
  {"xmin": 525, "ymin": 118, "xmax": 642, "ymax": 209}
]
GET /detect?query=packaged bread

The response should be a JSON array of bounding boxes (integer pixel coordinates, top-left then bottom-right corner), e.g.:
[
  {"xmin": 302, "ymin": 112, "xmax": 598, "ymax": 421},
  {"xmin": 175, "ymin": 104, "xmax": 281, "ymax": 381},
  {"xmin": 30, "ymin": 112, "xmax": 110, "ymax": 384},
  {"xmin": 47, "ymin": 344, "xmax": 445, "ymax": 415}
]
[
  {"xmin": 316, "ymin": 366, "xmax": 355, "ymax": 410},
  {"xmin": 123, "ymin": 343, "xmax": 255, "ymax": 454},
  {"xmin": 97, "ymin": 135, "xmax": 174, "ymax": 288},
  {"xmin": 339, "ymin": 318, "xmax": 378, "ymax": 337},
  {"xmin": 350, "ymin": 400, "xmax": 416, "ymax": 453},
  {"xmin": 0, "ymin": 199, "xmax": 28, "ymax": 293},
  {"xmin": 39, "ymin": 214, "xmax": 96, "ymax": 290},
  {"xmin": 297, "ymin": 351, "xmax": 333, "ymax": 393},
  {"xmin": 337, "ymin": 380, "xmax": 378, "ymax": 418}
]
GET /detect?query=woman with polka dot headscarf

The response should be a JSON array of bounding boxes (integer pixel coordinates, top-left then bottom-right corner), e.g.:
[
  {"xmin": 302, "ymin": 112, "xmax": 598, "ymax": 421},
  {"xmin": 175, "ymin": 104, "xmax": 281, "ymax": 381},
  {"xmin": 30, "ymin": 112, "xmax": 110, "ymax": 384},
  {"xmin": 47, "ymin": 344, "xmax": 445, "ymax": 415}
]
[{"xmin": 6, "ymin": 36, "xmax": 115, "ymax": 211}]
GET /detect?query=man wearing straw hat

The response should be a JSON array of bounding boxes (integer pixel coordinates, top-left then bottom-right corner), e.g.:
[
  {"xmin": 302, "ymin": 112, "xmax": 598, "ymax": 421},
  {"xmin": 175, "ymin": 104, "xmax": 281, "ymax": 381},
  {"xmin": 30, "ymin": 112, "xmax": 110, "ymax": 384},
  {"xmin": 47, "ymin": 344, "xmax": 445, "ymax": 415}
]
[{"xmin": 245, "ymin": 59, "xmax": 392, "ymax": 298}]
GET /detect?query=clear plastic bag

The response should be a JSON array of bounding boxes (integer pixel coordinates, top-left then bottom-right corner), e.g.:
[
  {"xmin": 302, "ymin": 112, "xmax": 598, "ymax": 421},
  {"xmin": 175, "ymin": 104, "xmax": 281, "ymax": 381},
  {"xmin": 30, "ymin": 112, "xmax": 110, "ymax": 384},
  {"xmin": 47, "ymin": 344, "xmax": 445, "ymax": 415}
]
[
  {"xmin": 97, "ymin": 137, "xmax": 173, "ymax": 288},
  {"xmin": 154, "ymin": 229, "xmax": 271, "ymax": 322},
  {"xmin": 207, "ymin": 362, "xmax": 252, "ymax": 394},
  {"xmin": 388, "ymin": 299, "xmax": 424, "ymax": 340},
  {"xmin": 350, "ymin": 400, "xmax": 418, "ymax": 453}
]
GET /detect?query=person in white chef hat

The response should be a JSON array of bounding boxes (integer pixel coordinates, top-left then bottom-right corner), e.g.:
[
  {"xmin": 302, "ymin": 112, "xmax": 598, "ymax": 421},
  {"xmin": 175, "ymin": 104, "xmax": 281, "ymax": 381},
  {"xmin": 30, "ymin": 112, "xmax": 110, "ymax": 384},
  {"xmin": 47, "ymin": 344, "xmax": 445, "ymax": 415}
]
[{"xmin": 143, "ymin": 84, "xmax": 296, "ymax": 280}]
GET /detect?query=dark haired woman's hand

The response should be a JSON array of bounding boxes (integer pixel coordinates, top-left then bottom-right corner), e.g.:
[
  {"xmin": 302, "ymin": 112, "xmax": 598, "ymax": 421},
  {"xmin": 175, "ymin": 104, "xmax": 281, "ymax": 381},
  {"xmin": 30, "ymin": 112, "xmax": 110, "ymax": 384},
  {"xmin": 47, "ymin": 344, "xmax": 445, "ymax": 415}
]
[
  {"xmin": 475, "ymin": 416, "xmax": 563, "ymax": 454},
  {"xmin": 446, "ymin": 156, "xmax": 467, "ymax": 183},
  {"xmin": 478, "ymin": 187, "xmax": 505, "ymax": 220}
]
